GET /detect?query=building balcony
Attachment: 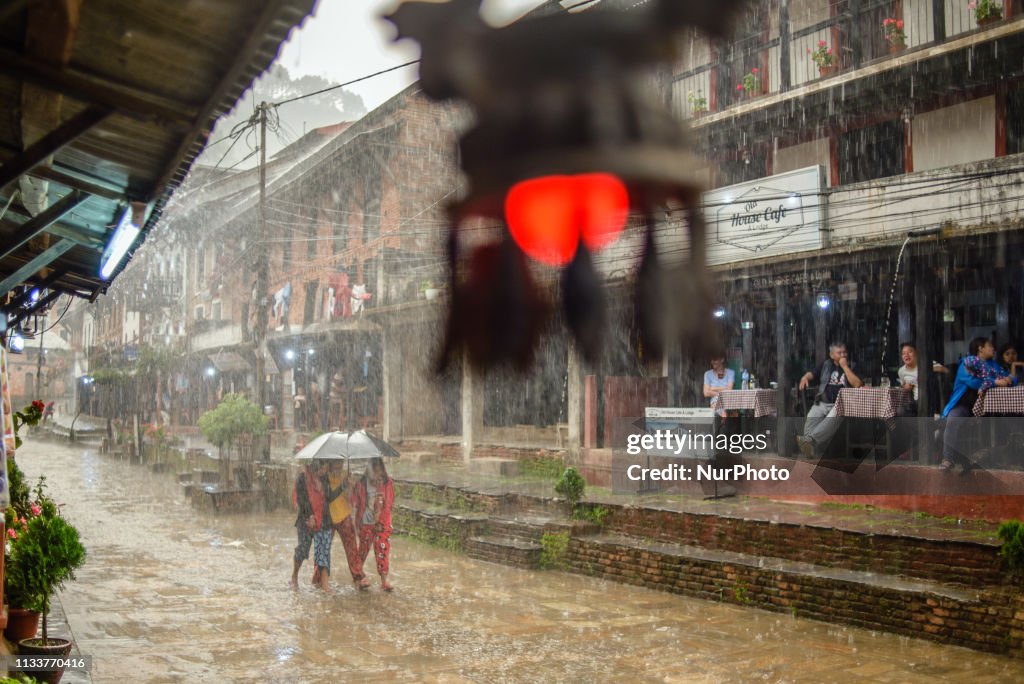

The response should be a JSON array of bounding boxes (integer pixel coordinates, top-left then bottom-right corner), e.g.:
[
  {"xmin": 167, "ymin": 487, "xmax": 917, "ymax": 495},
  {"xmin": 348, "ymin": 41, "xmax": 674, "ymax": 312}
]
[
  {"xmin": 191, "ymin": 321, "xmax": 243, "ymax": 352},
  {"xmin": 671, "ymin": 4, "xmax": 1023, "ymax": 126}
]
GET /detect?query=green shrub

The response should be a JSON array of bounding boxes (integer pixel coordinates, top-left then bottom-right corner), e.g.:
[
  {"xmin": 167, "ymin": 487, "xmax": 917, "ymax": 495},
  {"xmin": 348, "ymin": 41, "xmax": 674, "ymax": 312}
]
[
  {"xmin": 574, "ymin": 504, "xmax": 610, "ymax": 528},
  {"xmin": 520, "ymin": 457, "xmax": 564, "ymax": 480},
  {"xmin": 539, "ymin": 531, "xmax": 570, "ymax": 569},
  {"xmin": 7, "ymin": 483, "xmax": 86, "ymax": 642},
  {"xmin": 998, "ymin": 520, "xmax": 1024, "ymax": 572},
  {"xmin": 198, "ymin": 393, "xmax": 268, "ymax": 450},
  {"xmin": 554, "ymin": 467, "xmax": 585, "ymax": 508}
]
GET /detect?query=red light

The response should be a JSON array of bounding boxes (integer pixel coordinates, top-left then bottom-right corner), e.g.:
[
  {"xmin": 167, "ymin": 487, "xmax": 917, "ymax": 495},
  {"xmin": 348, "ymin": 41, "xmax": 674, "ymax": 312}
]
[{"xmin": 505, "ymin": 173, "xmax": 629, "ymax": 266}]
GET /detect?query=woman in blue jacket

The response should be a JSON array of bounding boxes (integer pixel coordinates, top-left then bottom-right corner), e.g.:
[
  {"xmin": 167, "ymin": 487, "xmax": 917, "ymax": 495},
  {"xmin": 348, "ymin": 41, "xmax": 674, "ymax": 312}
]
[{"xmin": 941, "ymin": 337, "xmax": 1017, "ymax": 471}]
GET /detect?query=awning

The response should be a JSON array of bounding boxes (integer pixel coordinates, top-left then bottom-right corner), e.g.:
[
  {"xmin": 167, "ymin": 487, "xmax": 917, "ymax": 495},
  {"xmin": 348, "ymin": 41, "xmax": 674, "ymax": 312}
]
[
  {"xmin": 0, "ymin": 0, "xmax": 318, "ymax": 325},
  {"xmin": 209, "ymin": 351, "xmax": 251, "ymax": 373}
]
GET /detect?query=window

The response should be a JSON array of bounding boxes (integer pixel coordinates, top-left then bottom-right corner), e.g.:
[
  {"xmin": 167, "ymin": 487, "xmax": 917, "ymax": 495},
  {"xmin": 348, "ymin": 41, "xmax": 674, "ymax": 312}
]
[
  {"xmin": 838, "ymin": 119, "xmax": 904, "ymax": 184},
  {"xmin": 212, "ymin": 300, "xmax": 222, "ymax": 322},
  {"xmin": 195, "ymin": 306, "xmax": 205, "ymax": 321}
]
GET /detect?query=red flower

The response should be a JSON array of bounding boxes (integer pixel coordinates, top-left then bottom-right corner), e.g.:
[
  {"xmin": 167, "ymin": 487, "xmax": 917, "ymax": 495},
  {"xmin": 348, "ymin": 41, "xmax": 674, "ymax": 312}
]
[
  {"xmin": 31, "ymin": 400, "xmax": 45, "ymax": 411},
  {"xmin": 752, "ymin": 67, "xmax": 759, "ymax": 74},
  {"xmin": 896, "ymin": 19, "xmax": 904, "ymax": 29},
  {"xmin": 736, "ymin": 84, "xmax": 743, "ymax": 91}
]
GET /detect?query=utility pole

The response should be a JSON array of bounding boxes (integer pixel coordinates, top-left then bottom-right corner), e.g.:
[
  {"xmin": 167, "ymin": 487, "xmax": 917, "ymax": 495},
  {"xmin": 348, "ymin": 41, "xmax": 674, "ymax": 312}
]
[
  {"xmin": 253, "ymin": 102, "xmax": 270, "ymax": 459},
  {"xmin": 35, "ymin": 322, "xmax": 43, "ymax": 397}
]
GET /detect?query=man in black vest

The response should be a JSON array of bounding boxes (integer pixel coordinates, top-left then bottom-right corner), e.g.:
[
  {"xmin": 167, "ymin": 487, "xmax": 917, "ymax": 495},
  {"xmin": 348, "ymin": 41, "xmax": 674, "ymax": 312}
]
[{"xmin": 795, "ymin": 342, "xmax": 863, "ymax": 458}]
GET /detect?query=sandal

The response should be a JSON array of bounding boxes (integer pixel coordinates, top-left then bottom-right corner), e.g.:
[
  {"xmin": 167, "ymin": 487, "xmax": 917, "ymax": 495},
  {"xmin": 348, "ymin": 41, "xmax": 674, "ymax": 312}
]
[
  {"xmin": 939, "ymin": 460, "xmax": 956, "ymax": 472},
  {"xmin": 357, "ymin": 577, "xmax": 371, "ymax": 590},
  {"xmin": 381, "ymin": 582, "xmax": 394, "ymax": 592}
]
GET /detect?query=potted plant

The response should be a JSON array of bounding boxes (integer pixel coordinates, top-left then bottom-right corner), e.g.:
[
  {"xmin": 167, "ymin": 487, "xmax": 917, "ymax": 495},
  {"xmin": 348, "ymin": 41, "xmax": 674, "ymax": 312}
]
[
  {"xmin": 969, "ymin": 0, "xmax": 1003, "ymax": 26},
  {"xmin": 882, "ymin": 17, "xmax": 907, "ymax": 52},
  {"xmin": 420, "ymin": 279, "xmax": 441, "ymax": 301},
  {"xmin": 3, "ymin": 461, "xmax": 41, "ymax": 642},
  {"xmin": 808, "ymin": 40, "xmax": 837, "ymax": 77},
  {"xmin": 6, "ymin": 480, "xmax": 86, "ymax": 684},
  {"xmin": 735, "ymin": 67, "xmax": 760, "ymax": 98},
  {"xmin": 687, "ymin": 89, "xmax": 709, "ymax": 117}
]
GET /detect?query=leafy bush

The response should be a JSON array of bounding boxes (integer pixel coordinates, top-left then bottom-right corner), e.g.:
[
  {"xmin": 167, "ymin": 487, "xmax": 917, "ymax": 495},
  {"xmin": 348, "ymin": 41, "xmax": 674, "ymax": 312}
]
[
  {"xmin": 574, "ymin": 504, "xmax": 610, "ymax": 528},
  {"xmin": 520, "ymin": 456, "xmax": 564, "ymax": 480},
  {"xmin": 554, "ymin": 467, "xmax": 585, "ymax": 508},
  {"xmin": 998, "ymin": 520, "xmax": 1024, "ymax": 572},
  {"xmin": 198, "ymin": 393, "xmax": 268, "ymax": 450},
  {"xmin": 6, "ymin": 482, "xmax": 86, "ymax": 642},
  {"xmin": 539, "ymin": 531, "xmax": 570, "ymax": 570}
]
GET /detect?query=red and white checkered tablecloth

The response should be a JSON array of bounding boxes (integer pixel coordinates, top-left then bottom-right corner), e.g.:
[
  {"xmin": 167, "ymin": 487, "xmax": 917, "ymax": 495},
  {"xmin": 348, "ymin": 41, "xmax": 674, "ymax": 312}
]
[
  {"xmin": 833, "ymin": 387, "xmax": 913, "ymax": 429},
  {"xmin": 973, "ymin": 386, "xmax": 1024, "ymax": 416},
  {"xmin": 717, "ymin": 389, "xmax": 777, "ymax": 417}
]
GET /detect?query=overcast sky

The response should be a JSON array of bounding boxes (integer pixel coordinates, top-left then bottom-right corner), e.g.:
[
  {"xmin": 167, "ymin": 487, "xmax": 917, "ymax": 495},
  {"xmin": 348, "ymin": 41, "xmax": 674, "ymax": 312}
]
[{"xmin": 277, "ymin": 0, "xmax": 548, "ymax": 112}]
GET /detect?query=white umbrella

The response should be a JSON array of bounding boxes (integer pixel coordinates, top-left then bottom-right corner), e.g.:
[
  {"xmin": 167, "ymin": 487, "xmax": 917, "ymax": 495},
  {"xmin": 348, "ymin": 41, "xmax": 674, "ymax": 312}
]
[{"xmin": 294, "ymin": 430, "xmax": 400, "ymax": 461}]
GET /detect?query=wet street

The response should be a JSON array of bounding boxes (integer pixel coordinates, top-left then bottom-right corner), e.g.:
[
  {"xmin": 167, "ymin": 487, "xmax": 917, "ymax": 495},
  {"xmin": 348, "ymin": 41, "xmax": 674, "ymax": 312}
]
[{"xmin": 16, "ymin": 440, "xmax": 1024, "ymax": 683}]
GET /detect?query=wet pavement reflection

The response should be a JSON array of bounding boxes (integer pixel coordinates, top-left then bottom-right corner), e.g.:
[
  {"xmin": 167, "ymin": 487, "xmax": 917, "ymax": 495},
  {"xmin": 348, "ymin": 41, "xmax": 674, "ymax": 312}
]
[{"xmin": 18, "ymin": 441, "xmax": 1024, "ymax": 683}]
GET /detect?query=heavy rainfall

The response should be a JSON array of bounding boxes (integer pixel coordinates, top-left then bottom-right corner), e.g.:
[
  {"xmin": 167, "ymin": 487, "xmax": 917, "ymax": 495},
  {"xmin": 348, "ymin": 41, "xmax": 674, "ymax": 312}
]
[{"xmin": 2, "ymin": 0, "xmax": 1024, "ymax": 683}]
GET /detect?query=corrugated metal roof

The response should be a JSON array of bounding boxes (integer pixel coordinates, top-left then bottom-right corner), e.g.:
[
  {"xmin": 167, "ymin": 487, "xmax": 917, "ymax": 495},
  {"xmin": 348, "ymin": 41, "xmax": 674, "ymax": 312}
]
[{"xmin": 0, "ymin": 0, "xmax": 317, "ymax": 326}]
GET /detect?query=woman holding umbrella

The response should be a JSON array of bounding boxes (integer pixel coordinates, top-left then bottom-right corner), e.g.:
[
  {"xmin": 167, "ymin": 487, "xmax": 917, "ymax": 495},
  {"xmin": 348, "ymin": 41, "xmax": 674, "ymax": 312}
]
[
  {"xmin": 352, "ymin": 457, "xmax": 395, "ymax": 591},
  {"xmin": 326, "ymin": 460, "xmax": 368, "ymax": 588},
  {"xmin": 290, "ymin": 459, "xmax": 333, "ymax": 592}
]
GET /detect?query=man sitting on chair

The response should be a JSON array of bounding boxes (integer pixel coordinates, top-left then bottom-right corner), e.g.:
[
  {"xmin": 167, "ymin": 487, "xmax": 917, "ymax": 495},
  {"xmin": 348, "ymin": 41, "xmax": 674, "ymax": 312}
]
[{"xmin": 796, "ymin": 342, "xmax": 863, "ymax": 458}]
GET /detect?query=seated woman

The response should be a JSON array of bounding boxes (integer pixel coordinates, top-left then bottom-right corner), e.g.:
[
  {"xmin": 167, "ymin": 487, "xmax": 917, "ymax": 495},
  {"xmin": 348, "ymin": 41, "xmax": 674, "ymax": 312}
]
[
  {"xmin": 896, "ymin": 342, "xmax": 949, "ymax": 410},
  {"xmin": 997, "ymin": 343, "xmax": 1024, "ymax": 381},
  {"xmin": 703, "ymin": 355, "xmax": 735, "ymax": 418},
  {"xmin": 940, "ymin": 337, "xmax": 1017, "ymax": 472}
]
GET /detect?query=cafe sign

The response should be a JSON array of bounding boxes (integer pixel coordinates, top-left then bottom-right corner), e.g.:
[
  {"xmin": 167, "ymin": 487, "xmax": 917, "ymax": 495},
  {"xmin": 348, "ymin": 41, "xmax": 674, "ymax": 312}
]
[{"xmin": 704, "ymin": 165, "xmax": 826, "ymax": 266}]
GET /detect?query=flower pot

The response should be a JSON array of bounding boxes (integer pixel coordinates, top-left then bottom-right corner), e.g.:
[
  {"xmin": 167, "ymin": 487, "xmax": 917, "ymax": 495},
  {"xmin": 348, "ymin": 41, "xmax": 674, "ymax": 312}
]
[
  {"xmin": 819, "ymin": 65, "xmax": 837, "ymax": 78},
  {"xmin": 977, "ymin": 15, "xmax": 1001, "ymax": 28},
  {"xmin": 4, "ymin": 607, "xmax": 41, "ymax": 642},
  {"xmin": 18, "ymin": 637, "xmax": 74, "ymax": 684},
  {"xmin": 888, "ymin": 43, "xmax": 905, "ymax": 55}
]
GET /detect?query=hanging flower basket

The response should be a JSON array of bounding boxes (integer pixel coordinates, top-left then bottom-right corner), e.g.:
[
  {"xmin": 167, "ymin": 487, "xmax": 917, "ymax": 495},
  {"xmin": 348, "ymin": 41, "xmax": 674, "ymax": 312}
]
[{"xmin": 819, "ymin": 65, "xmax": 838, "ymax": 78}]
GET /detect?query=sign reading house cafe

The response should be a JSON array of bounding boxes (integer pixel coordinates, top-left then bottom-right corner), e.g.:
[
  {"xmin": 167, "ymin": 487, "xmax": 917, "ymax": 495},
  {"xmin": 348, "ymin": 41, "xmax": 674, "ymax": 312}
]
[{"xmin": 704, "ymin": 165, "xmax": 827, "ymax": 266}]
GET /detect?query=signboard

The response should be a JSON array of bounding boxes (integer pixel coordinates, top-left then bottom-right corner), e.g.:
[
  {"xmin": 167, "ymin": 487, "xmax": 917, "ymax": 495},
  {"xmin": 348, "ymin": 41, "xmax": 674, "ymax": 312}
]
[
  {"xmin": 643, "ymin": 406, "xmax": 715, "ymax": 458},
  {"xmin": 704, "ymin": 166, "xmax": 826, "ymax": 266}
]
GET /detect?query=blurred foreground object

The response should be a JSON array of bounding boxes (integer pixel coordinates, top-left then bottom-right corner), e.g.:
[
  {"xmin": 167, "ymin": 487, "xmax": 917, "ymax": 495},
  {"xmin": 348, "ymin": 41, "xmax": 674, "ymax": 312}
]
[{"xmin": 386, "ymin": 0, "xmax": 746, "ymax": 370}]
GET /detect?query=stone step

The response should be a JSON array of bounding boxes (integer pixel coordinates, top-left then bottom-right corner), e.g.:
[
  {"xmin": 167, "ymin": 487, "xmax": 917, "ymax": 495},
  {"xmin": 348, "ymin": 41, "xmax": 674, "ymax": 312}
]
[
  {"xmin": 467, "ymin": 457, "xmax": 519, "ymax": 477},
  {"xmin": 487, "ymin": 515, "xmax": 600, "ymax": 542},
  {"xmin": 394, "ymin": 478, "xmax": 1005, "ymax": 590},
  {"xmin": 566, "ymin": 532, "xmax": 1006, "ymax": 652},
  {"xmin": 465, "ymin": 535, "xmax": 542, "ymax": 569}
]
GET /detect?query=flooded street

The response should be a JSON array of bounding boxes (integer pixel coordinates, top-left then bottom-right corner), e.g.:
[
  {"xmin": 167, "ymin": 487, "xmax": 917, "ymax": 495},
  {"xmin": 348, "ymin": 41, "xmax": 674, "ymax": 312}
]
[{"xmin": 16, "ymin": 439, "xmax": 1024, "ymax": 683}]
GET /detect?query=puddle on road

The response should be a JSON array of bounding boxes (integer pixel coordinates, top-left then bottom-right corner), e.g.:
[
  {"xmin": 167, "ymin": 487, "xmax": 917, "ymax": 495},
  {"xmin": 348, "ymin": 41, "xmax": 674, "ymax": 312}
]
[{"xmin": 17, "ymin": 441, "xmax": 1024, "ymax": 683}]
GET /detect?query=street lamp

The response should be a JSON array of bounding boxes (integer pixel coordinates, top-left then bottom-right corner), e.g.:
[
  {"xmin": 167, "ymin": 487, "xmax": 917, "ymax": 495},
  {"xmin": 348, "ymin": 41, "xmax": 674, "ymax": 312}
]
[
  {"xmin": 713, "ymin": 306, "xmax": 727, "ymax": 319},
  {"xmin": 816, "ymin": 293, "xmax": 832, "ymax": 310},
  {"xmin": 9, "ymin": 330, "xmax": 25, "ymax": 353},
  {"xmin": 205, "ymin": 367, "xmax": 216, "ymax": 378},
  {"xmin": 285, "ymin": 349, "xmax": 295, "ymax": 361}
]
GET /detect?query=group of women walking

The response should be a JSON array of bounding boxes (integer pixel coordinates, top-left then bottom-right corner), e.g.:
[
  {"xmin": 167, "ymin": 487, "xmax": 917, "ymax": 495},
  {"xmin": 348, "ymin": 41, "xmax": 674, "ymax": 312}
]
[{"xmin": 290, "ymin": 456, "xmax": 395, "ymax": 593}]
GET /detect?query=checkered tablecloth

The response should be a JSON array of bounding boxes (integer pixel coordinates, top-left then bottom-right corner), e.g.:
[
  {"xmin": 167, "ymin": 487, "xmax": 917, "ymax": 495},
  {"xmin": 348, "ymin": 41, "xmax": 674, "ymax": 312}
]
[
  {"xmin": 833, "ymin": 387, "xmax": 913, "ymax": 429},
  {"xmin": 716, "ymin": 389, "xmax": 777, "ymax": 417},
  {"xmin": 973, "ymin": 386, "xmax": 1024, "ymax": 416}
]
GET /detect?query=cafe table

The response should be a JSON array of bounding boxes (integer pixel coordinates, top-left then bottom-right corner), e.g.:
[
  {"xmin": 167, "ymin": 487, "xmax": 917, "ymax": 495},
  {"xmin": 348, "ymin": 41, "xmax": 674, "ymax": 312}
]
[{"xmin": 716, "ymin": 388, "xmax": 778, "ymax": 417}]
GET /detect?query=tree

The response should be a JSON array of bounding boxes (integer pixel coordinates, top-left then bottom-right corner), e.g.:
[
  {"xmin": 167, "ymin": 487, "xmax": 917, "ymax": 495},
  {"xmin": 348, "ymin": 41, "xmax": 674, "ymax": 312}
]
[{"xmin": 198, "ymin": 394, "xmax": 269, "ymax": 486}]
